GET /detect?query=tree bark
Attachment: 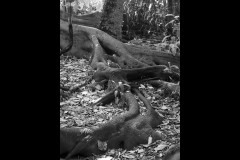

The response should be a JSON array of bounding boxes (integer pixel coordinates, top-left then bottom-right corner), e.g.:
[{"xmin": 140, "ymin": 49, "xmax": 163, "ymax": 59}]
[
  {"xmin": 60, "ymin": 20, "xmax": 180, "ymax": 159},
  {"xmin": 99, "ymin": 0, "xmax": 125, "ymax": 40},
  {"xmin": 162, "ymin": 143, "xmax": 180, "ymax": 160},
  {"xmin": 167, "ymin": 0, "xmax": 173, "ymax": 14},
  {"xmin": 173, "ymin": 0, "xmax": 180, "ymax": 15}
]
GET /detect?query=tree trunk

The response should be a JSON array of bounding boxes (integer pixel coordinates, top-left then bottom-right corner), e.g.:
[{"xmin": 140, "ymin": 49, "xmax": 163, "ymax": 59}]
[
  {"xmin": 167, "ymin": 0, "xmax": 173, "ymax": 14},
  {"xmin": 99, "ymin": 0, "xmax": 125, "ymax": 40},
  {"xmin": 173, "ymin": 0, "xmax": 180, "ymax": 15},
  {"xmin": 60, "ymin": 19, "xmax": 179, "ymax": 68}
]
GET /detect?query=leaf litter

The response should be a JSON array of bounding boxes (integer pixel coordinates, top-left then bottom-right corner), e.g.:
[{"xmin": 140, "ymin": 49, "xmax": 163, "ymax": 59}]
[{"xmin": 60, "ymin": 54, "xmax": 180, "ymax": 159}]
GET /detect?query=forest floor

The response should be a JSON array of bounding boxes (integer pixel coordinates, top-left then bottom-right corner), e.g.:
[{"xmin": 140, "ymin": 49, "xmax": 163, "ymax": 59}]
[{"xmin": 60, "ymin": 38, "xmax": 180, "ymax": 160}]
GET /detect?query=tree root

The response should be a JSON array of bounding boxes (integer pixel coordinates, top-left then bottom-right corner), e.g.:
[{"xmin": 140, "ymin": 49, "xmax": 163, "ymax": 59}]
[
  {"xmin": 162, "ymin": 143, "xmax": 180, "ymax": 160},
  {"xmin": 60, "ymin": 19, "xmax": 179, "ymax": 69},
  {"xmin": 149, "ymin": 80, "xmax": 180, "ymax": 93},
  {"xmin": 60, "ymin": 85, "xmax": 165, "ymax": 159},
  {"xmin": 60, "ymin": 17, "xmax": 180, "ymax": 159},
  {"xmin": 93, "ymin": 65, "xmax": 179, "ymax": 84}
]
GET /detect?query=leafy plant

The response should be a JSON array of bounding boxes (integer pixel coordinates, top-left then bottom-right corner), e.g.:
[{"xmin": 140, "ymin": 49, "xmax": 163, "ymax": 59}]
[
  {"xmin": 60, "ymin": 0, "xmax": 180, "ymax": 44},
  {"xmin": 60, "ymin": 0, "xmax": 103, "ymax": 15},
  {"xmin": 122, "ymin": 0, "xmax": 172, "ymax": 40}
]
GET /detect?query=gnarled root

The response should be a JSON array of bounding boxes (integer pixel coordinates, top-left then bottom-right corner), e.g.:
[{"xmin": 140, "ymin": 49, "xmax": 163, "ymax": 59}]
[{"xmin": 60, "ymin": 85, "xmax": 165, "ymax": 159}]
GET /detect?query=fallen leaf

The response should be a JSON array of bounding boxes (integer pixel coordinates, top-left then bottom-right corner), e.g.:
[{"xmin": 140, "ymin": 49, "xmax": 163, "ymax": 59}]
[
  {"xmin": 97, "ymin": 156, "xmax": 113, "ymax": 160},
  {"xmin": 98, "ymin": 140, "xmax": 108, "ymax": 151},
  {"xmin": 122, "ymin": 154, "xmax": 135, "ymax": 159},
  {"xmin": 60, "ymin": 124, "xmax": 68, "ymax": 128},
  {"xmin": 148, "ymin": 135, "xmax": 153, "ymax": 145},
  {"xmin": 81, "ymin": 128, "xmax": 92, "ymax": 134},
  {"xmin": 95, "ymin": 84, "xmax": 102, "ymax": 90},
  {"xmin": 114, "ymin": 90, "xmax": 118, "ymax": 97},
  {"xmin": 60, "ymin": 118, "xmax": 67, "ymax": 122},
  {"xmin": 142, "ymin": 136, "xmax": 153, "ymax": 147},
  {"xmin": 172, "ymin": 103, "xmax": 179, "ymax": 108},
  {"xmin": 82, "ymin": 97, "xmax": 90, "ymax": 101},
  {"xmin": 81, "ymin": 91, "xmax": 89, "ymax": 95},
  {"xmin": 137, "ymin": 149, "xmax": 144, "ymax": 153},
  {"xmin": 154, "ymin": 143, "xmax": 168, "ymax": 152},
  {"xmin": 108, "ymin": 149, "xmax": 115, "ymax": 155},
  {"xmin": 99, "ymin": 106, "xmax": 107, "ymax": 109},
  {"xmin": 60, "ymin": 102, "xmax": 67, "ymax": 106},
  {"xmin": 161, "ymin": 105, "xmax": 168, "ymax": 110},
  {"xmin": 162, "ymin": 120, "xmax": 170, "ymax": 125},
  {"xmin": 128, "ymin": 150, "xmax": 135, "ymax": 154}
]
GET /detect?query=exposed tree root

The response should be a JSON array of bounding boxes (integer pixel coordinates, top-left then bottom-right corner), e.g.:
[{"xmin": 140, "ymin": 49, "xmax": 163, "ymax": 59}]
[
  {"xmin": 60, "ymin": 85, "xmax": 70, "ymax": 92},
  {"xmin": 60, "ymin": 85, "xmax": 165, "ymax": 159},
  {"xmin": 60, "ymin": 10, "xmax": 102, "ymax": 29},
  {"xmin": 60, "ymin": 17, "xmax": 180, "ymax": 159},
  {"xmin": 90, "ymin": 84, "xmax": 119, "ymax": 107},
  {"xmin": 162, "ymin": 143, "xmax": 180, "ymax": 160},
  {"xmin": 93, "ymin": 65, "xmax": 179, "ymax": 84},
  {"xmin": 149, "ymin": 80, "xmax": 180, "ymax": 93},
  {"xmin": 60, "ymin": 19, "xmax": 179, "ymax": 69}
]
